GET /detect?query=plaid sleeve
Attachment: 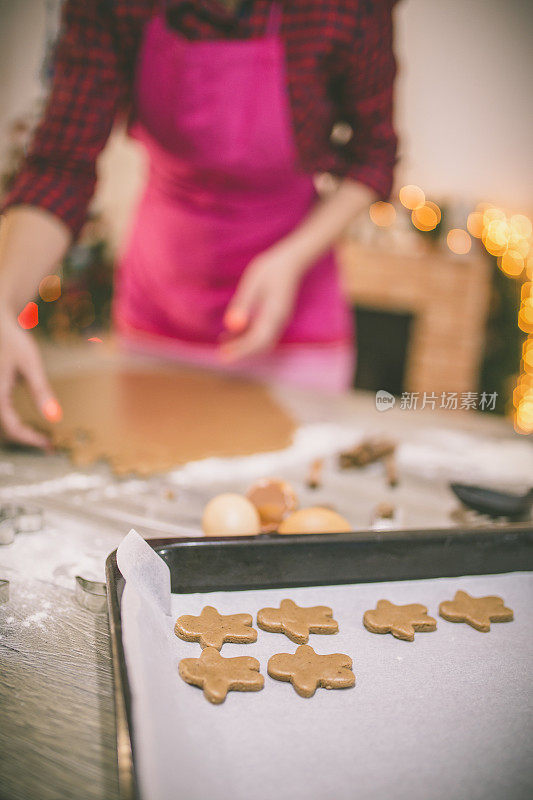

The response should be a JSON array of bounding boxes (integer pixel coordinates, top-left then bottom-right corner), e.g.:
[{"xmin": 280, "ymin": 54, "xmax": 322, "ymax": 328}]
[
  {"xmin": 1, "ymin": 0, "xmax": 125, "ymax": 237},
  {"xmin": 336, "ymin": 0, "xmax": 398, "ymax": 199}
]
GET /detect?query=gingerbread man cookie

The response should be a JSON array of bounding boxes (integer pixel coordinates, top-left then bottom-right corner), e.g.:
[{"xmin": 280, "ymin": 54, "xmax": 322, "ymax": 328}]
[
  {"xmin": 179, "ymin": 647, "xmax": 264, "ymax": 704},
  {"xmin": 267, "ymin": 645, "xmax": 355, "ymax": 698},
  {"xmin": 174, "ymin": 606, "xmax": 257, "ymax": 649},
  {"xmin": 257, "ymin": 599, "xmax": 338, "ymax": 644},
  {"xmin": 439, "ymin": 590, "xmax": 513, "ymax": 632},
  {"xmin": 363, "ymin": 599, "xmax": 437, "ymax": 641}
]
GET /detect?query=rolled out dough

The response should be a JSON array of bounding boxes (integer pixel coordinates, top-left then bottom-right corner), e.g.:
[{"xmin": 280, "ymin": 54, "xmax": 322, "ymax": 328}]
[{"xmin": 16, "ymin": 366, "xmax": 295, "ymax": 475}]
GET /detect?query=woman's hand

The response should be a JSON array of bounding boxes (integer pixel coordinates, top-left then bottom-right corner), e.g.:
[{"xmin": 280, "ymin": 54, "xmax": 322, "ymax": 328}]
[
  {"xmin": 0, "ymin": 309, "xmax": 60, "ymax": 448},
  {"xmin": 220, "ymin": 242, "xmax": 308, "ymax": 362},
  {"xmin": 220, "ymin": 179, "xmax": 376, "ymax": 362},
  {"xmin": 0, "ymin": 207, "xmax": 70, "ymax": 447}
]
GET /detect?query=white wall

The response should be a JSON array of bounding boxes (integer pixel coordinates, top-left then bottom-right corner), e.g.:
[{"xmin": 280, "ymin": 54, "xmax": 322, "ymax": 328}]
[
  {"xmin": 1, "ymin": 0, "xmax": 532, "ymax": 248},
  {"xmin": 0, "ymin": 0, "xmax": 46, "ymax": 156},
  {"xmin": 395, "ymin": 0, "xmax": 533, "ymax": 211}
]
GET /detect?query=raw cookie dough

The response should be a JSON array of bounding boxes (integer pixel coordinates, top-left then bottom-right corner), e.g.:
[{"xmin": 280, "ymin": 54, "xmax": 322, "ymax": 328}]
[
  {"xmin": 179, "ymin": 647, "xmax": 264, "ymax": 704},
  {"xmin": 267, "ymin": 644, "xmax": 355, "ymax": 698},
  {"xmin": 174, "ymin": 606, "xmax": 257, "ymax": 650},
  {"xmin": 363, "ymin": 599, "xmax": 437, "ymax": 641},
  {"xmin": 439, "ymin": 590, "xmax": 514, "ymax": 632},
  {"xmin": 257, "ymin": 599, "xmax": 338, "ymax": 644},
  {"xmin": 15, "ymin": 366, "xmax": 295, "ymax": 475}
]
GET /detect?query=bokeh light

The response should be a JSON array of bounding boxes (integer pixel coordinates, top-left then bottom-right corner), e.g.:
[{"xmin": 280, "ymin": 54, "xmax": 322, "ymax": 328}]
[
  {"xmin": 447, "ymin": 229, "xmax": 472, "ymax": 255},
  {"xmin": 508, "ymin": 233, "xmax": 530, "ymax": 258},
  {"xmin": 38, "ymin": 274, "xmax": 61, "ymax": 303},
  {"xmin": 473, "ymin": 204, "xmax": 533, "ymax": 433},
  {"xmin": 399, "ymin": 185, "xmax": 425, "ymax": 210},
  {"xmin": 17, "ymin": 302, "xmax": 38, "ymax": 330},
  {"xmin": 467, "ymin": 211, "xmax": 484, "ymax": 238},
  {"xmin": 522, "ymin": 339, "xmax": 533, "ymax": 371},
  {"xmin": 369, "ymin": 201, "xmax": 396, "ymax": 227},
  {"xmin": 411, "ymin": 201, "xmax": 441, "ymax": 232},
  {"xmin": 509, "ymin": 214, "xmax": 532, "ymax": 240},
  {"xmin": 521, "ymin": 282, "xmax": 532, "ymax": 302},
  {"xmin": 499, "ymin": 251, "xmax": 525, "ymax": 277},
  {"xmin": 514, "ymin": 384, "xmax": 533, "ymax": 434},
  {"xmin": 513, "ymin": 375, "xmax": 533, "ymax": 431},
  {"xmin": 518, "ymin": 299, "xmax": 533, "ymax": 333}
]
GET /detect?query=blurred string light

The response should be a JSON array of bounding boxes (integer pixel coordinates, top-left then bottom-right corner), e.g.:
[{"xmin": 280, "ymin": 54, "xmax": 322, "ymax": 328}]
[
  {"xmin": 469, "ymin": 203, "xmax": 533, "ymax": 434},
  {"xmin": 447, "ymin": 228, "xmax": 472, "ymax": 255},
  {"xmin": 395, "ymin": 185, "xmax": 442, "ymax": 232},
  {"xmin": 17, "ymin": 302, "xmax": 38, "ymax": 330},
  {"xmin": 399, "ymin": 184, "xmax": 425, "ymax": 210},
  {"xmin": 369, "ymin": 201, "xmax": 396, "ymax": 227},
  {"xmin": 393, "ymin": 184, "xmax": 533, "ymax": 433},
  {"xmin": 38, "ymin": 274, "xmax": 61, "ymax": 302},
  {"xmin": 411, "ymin": 200, "xmax": 441, "ymax": 232}
]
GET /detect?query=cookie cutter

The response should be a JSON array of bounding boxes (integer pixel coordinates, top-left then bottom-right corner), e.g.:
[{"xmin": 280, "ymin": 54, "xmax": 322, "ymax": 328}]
[
  {"xmin": 0, "ymin": 503, "xmax": 44, "ymax": 544},
  {"xmin": 14, "ymin": 504, "xmax": 44, "ymax": 533},
  {"xmin": 0, "ymin": 579, "xmax": 9, "ymax": 604},
  {"xmin": 75, "ymin": 575, "xmax": 107, "ymax": 614},
  {"xmin": 0, "ymin": 516, "xmax": 15, "ymax": 545}
]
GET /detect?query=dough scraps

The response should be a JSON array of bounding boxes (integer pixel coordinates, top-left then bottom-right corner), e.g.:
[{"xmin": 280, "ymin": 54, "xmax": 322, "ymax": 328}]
[{"xmin": 15, "ymin": 366, "xmax": 295, "ymax": 475}]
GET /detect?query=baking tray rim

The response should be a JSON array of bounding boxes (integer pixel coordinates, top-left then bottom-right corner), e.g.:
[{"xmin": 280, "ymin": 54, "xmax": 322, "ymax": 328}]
[{"xmin": 105, "ymin": 522, "xmax": 533, "ymax": 800}]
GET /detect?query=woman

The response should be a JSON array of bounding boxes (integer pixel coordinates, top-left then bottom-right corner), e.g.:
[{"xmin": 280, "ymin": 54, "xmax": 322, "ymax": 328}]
[{"xmin": 0, "ymin": 0, "xmax": 397, "ymax": 447}]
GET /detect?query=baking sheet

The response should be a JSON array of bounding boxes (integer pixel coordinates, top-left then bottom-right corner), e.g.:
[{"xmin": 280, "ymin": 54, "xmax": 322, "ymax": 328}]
[{"xmin": 117, "ymin": 531, "xmax": 533, "ymax": 800}]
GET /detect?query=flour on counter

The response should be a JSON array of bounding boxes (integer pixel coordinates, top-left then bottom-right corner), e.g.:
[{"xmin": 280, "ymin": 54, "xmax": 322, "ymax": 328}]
[
  {"xmin": 398, "ymin": 428, "xmax": 533, "ymax": 488},
  {"xmin": 0, "ymin": 519, "xmax": 117, "ymax": 588},
  {"xmin": 167, "ymin": 423, "xmax": 362, "ymax": 486},
  {"xmin": 0, "ymin": 472, "xmax": 107, "ymax": 500},
  {"xmin": 22, "ymin": 610, "xmax": 50, "ymax": 629}
]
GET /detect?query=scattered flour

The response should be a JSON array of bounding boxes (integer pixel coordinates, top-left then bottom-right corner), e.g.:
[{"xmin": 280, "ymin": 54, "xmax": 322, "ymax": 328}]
[
  {"xmin": 398, "ymin": 428, "xmax": 533, "ymax": 488},
  {"xmin": 0, "ymin": 521, "xmax": 115, "ymax": 587},
  {"xmin": 0, "ymin": 421, "xmax": 531, "ymax": 611},
  {"xmin": 0, "ymin": 473, "xmax": 106, "ymax": 500},
  {"xmin": 22, "ymin": 610, "xmax": 50, "ymax": 629},
  {"xmin": 168, "ymin": 423, "xmax": 362, "ymax": 486}
]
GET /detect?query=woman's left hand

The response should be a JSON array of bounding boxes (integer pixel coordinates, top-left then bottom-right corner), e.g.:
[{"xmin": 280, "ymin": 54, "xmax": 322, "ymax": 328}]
[{"xmin": 220, "ymin": 243, "xmax": 308, "ymax": 362}]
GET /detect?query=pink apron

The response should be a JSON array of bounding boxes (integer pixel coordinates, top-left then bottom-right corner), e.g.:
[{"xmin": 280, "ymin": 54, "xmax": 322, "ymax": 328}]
[{"xmin": 114, "ymin": 3, "xmax": 354, "ymax": 391}]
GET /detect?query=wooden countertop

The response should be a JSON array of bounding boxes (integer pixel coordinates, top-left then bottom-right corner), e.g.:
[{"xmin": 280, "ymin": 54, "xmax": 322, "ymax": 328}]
[{"xmin": 0, "ymin": 341, "xmax": 529, "ymax": 800}]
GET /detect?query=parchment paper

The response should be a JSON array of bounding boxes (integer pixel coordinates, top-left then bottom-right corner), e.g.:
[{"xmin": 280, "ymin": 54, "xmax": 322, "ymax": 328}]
[{"xmin": 117, "ymin": 531, "xmax": 533, "ymax": 800}]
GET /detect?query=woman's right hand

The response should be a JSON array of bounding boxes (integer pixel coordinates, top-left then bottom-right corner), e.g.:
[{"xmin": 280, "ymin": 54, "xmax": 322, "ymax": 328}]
[{"xmin": 0, "ymin": 309, "xmax": 59, "ymax": 448}]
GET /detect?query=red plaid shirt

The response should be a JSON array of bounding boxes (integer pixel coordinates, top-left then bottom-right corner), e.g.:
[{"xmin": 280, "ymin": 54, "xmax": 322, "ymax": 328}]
[{"xmin": 3, "ymin": 0, "xmax": 398, "ymax": 236}]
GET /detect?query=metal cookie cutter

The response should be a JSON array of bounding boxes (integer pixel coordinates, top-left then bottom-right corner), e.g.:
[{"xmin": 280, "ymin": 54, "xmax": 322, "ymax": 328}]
[
  {"xmin": 0, "ymin": 579, "xmax": 9, "ymax": 604},
  {"xmin": 0, "ymin": 503, "xmax": 44, "ymax": 545},
  {"xmin": 75, "ymin": 575, "xmax": 107, "ymax": 614}
]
